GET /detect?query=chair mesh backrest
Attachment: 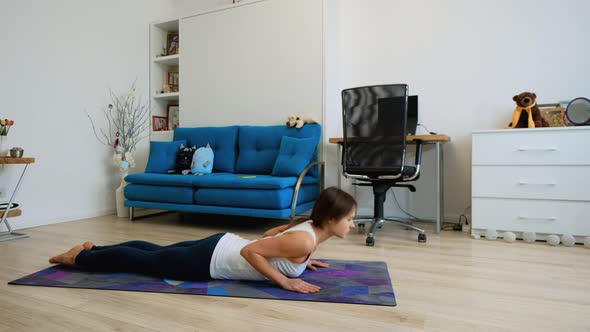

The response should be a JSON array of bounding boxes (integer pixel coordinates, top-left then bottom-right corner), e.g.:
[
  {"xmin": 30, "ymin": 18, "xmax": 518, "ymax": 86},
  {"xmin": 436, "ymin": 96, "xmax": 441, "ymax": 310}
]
[{"xmin": 341, "ymin": 84, "xmax": 408, "ymax": 176}]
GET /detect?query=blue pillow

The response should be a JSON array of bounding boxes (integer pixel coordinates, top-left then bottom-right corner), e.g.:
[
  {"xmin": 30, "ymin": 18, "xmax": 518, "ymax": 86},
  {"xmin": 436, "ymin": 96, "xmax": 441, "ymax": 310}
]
[
  {"xmin": 271, "ymin": 136, "xmax": 318, "ymax": 177},
  {"xmin": 145, "ymin": 140, "xmax": 187, "ymax": 173}
]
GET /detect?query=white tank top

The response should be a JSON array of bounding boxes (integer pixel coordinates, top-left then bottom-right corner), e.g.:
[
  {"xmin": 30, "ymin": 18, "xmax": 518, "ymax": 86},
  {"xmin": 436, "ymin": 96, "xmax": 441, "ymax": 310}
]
[{"xmin": 209, "ymin": 221, "xmax": 317, "ymax": 280}]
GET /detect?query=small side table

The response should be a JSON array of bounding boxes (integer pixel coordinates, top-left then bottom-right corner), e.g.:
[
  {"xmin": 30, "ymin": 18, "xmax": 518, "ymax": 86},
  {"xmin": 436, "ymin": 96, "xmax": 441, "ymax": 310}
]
[{"xmin": 0, "ymin": 157, "xmax": 35, "ymax": 242}]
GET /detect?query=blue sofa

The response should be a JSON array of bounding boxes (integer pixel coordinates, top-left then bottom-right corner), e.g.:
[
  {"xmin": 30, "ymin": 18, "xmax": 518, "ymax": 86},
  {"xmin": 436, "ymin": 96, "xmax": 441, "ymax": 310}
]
[{"xmin": 124, "ymin": 124, "xmax": 323, "ymax": 220}]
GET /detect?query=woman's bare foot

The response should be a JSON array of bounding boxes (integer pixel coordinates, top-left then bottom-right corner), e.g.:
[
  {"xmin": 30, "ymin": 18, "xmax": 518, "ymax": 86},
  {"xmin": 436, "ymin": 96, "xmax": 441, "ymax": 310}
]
[
  {"xmin": 82, "ymin": 241, "xmax": 95, "ymax": 251},
  {"xmin": 48, "ymin": 245, "xmax": 84, "ymax": 266}
]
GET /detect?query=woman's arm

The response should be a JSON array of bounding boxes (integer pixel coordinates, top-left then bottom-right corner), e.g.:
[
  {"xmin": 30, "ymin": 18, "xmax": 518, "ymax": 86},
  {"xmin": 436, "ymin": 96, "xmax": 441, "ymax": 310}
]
[{"xmin": 240, "ymin": 232, "xmax": 319, "ymax": 293}]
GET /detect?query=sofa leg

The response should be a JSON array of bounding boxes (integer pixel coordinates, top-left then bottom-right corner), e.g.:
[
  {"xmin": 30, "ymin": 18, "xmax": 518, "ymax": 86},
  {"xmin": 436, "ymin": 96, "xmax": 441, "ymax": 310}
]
[{"xmin": 129, "ymin": 207, "xmax": 134, "ymax": 221}]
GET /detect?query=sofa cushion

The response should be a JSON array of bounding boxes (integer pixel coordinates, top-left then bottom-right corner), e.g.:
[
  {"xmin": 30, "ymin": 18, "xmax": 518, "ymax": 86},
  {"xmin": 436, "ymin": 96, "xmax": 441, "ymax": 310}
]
[
  {"xmin": 272, "ymin": 136, "xmax": 318, "ymax": 177},
  {"xmin": 125, "ymin": 172, "xmax": 319, "ymax": 189},
  {"xmin": 235, "ymin": 124, "xmax": 321, "ymax": 174},
  {"xmin": 190, "ymin": 173, "xmax": 319, "ymax": 189},
  {"xmin": 124, "ymin": 184, "xmax": 194, "ymax": 204},
  {"xmin": 124, "ymin": 200, "xmax": 317, "ymax": 219},
  {"xmin": 145, "ymin": 140, "xmax": 187, "ymax": 174},
  {"xmin": 173, "ymin": 126, "xmax": 238, "ymax": 173},
  {"xmin": 125, "ymin": 173, "xmax": 195, "ymax": 187},
  {"xmin": 193, "ymin": 184, "xmax": 319, "ymax": 209}
]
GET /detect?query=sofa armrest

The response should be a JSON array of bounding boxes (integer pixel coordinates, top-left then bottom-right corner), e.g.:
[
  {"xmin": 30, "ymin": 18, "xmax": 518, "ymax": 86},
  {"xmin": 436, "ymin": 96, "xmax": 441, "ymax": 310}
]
[{"xmin": 290, "ymin": 161, "xmax": 325, "ymax": 219}]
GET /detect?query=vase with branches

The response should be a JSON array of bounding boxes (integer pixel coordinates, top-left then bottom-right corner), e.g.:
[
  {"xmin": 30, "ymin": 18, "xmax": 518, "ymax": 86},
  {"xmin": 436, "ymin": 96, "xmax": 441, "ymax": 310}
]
[{"xmin": 87, "ymin": 83, "xmax": 150, "ymax": 217}]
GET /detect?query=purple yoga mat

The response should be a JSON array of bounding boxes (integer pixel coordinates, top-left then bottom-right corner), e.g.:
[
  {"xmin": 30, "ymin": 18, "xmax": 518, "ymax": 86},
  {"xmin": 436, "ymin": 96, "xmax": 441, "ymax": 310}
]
[{"xmin": 9, "ymin": 259, "xmax": 396, "ymax": 306}]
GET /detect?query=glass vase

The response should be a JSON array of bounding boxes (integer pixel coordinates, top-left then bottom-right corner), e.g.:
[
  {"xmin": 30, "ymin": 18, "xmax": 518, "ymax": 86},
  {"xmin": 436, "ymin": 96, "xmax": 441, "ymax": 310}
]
[
  {"xmin": 0, "ymin": 136, "xmax": 7, "ymax": 156},
  {"xmin": 115, "ymin": 168, "xmax": 129, "ymax": 218}
]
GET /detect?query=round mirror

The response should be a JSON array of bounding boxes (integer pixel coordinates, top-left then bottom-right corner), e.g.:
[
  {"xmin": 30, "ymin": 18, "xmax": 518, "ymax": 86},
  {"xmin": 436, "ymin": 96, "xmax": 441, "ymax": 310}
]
[{"xmin": 565, "ymin": 97, "xmax": 590, "ymax": 125}]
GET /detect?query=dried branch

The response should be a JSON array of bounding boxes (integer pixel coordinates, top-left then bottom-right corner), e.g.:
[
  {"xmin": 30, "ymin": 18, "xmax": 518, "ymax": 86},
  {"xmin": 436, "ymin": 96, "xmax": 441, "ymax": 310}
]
[{"xmin": 86, "ymin": 82, "xmax": 151, "ymax": 166}]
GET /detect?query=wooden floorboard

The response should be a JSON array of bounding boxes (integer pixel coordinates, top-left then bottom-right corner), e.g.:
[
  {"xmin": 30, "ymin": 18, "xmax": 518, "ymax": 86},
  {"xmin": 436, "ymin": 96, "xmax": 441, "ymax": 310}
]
[{"xmin": 1, "ymin": 213, "xmax": 589, "ymax": 331}]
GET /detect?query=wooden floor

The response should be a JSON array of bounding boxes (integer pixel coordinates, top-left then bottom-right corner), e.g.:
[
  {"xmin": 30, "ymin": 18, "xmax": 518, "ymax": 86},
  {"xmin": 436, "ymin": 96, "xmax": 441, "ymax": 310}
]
[{"xmin": 1, "ymin": 213, "xmax": 589, "ymax": 332}]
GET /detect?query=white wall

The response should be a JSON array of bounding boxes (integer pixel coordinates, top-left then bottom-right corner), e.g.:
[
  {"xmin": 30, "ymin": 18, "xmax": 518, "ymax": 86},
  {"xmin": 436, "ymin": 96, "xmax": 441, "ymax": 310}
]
[
  {"xmin": 4, "ymin": 0, "xmax": 587, "ymax": 231},
  {"xmin": 170, "ymin": 0, "xmax": 237, "ymax": 15},
  {"xmin": 0, "ymin": 0, "xmax": 174, "ymax": 230},
  {"xmin": 325, "ymin": 0, "xmax": 590, "ymax": 222}
]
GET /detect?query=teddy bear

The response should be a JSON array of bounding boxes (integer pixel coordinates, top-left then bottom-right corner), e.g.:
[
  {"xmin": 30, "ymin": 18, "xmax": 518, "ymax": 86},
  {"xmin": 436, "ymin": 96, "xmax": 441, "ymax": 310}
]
[
  {"xmin": 505, "ymin": 92, "xmax": 549, "ymax": 129},
  {"xmin": 286, "ymin": 114, "xmax": 318, "ymax": 129}
]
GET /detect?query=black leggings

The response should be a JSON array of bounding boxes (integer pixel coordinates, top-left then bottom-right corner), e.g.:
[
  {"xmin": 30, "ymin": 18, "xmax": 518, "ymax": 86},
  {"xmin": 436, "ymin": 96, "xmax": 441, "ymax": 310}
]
[{"xmin": 75, "ymin": 233, "xmax": 226, "ymax": 281}]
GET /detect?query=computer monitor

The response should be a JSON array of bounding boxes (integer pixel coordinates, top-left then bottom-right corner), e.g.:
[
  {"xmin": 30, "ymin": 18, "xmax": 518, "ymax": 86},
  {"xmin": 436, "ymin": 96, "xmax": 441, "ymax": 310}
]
[
  {"xmin": 407, "ymin": 95, "xmax": 418, "ymax": 136},
  {"xmin": 376, "ymin": 95, "xmax": 418, "ymax": 136}
]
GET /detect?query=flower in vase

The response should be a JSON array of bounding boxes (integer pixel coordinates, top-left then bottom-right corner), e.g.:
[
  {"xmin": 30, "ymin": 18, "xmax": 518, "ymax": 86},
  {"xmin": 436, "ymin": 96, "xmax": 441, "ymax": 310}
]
[{"xmin": 0, "ymin": 119, "xmax": 14, "ymax": 136}]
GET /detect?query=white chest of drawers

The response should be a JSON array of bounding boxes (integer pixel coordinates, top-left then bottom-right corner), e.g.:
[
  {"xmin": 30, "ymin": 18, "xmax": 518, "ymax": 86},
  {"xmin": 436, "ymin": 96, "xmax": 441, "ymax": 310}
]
[{"xmin": 471, "ymin": 127, "xmax": 590, "ymax": 243}]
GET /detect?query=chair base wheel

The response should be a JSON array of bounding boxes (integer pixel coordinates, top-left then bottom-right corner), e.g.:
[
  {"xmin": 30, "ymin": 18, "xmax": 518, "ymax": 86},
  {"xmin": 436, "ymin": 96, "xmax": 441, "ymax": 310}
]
[
  {"xmin": 418, "ymin": 233, "xmax": 427, "ymax": 242},
  {"xmin": 366, "ymin": 237, "xmax": 375, "ymax": 246}
]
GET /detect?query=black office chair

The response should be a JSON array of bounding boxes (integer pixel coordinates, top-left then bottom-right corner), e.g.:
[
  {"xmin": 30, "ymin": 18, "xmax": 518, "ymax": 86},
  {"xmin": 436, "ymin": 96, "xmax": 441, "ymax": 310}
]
[{"xmin": 341, "ymin": 84, "xmax": 426, "ymax": 246}]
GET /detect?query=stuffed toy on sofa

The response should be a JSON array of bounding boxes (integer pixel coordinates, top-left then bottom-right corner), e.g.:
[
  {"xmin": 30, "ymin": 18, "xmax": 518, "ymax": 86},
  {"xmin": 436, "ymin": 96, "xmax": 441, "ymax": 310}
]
[
  {"xmin": 505, "ymin": 92, "xmax": 549, "ymax": 129},
  {"xmin": 286, "ymin": 114, "xmax": 319, "ymax": 129},
  {"xmin": 175, "ymin": 144, "xmax": 196, "ymax": 175},
  {"xmin": 191, "ymin": 143, "xmax": 214, "ymax": 174}
]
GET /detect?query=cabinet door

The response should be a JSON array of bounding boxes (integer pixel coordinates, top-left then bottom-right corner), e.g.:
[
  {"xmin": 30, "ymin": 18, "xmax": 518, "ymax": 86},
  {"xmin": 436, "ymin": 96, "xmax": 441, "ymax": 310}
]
[
  {"xmin": 472, "ymin": 197, "xmax": 590, "ymax": 236},
  {"xmin": 181, "ymin": 0, "xmax": 323, "ymax": 127},
  {"xmin": 472, "ymin": 165, "xmax": 590, "ymax": 201},
  {"xmin": 472, "ymin": 129, "xmax": 590, "ymax": 166}
]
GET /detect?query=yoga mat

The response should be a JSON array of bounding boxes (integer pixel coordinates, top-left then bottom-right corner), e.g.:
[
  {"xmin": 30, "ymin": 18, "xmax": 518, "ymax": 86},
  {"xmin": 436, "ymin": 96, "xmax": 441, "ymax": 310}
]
[{"xmin": 9, "ymin": 259, "xmax": 396, "ymax": 306}]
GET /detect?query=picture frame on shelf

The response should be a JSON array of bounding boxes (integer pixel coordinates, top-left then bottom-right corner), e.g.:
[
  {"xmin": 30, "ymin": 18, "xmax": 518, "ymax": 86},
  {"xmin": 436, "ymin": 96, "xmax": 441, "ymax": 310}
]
[
  {"xmin": 539, "ymin": 104, "xmax": 567, "ymax": 127},
  {"xmin": 167, "ymin": 70, "xmax": 179, "ymax": 92},
  {"xmin": 167, "ymin": 105, "xmax": 180, "ymax": 130},
  {"xmin": 152, "ymin": 115, "xmax": 168, "ymax": 131},
  {"xmin": 166, "ymin": 33, "xmax": 179, "ymax": 55}
]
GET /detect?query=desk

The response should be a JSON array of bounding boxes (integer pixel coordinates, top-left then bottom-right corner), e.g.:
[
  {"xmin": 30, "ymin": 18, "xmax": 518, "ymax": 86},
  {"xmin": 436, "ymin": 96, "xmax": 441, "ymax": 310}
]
[
  {"xmin": 0, "ymin": 157, "xmax": 35, "ymax": 242},
  {"xmin": 329, "ymin": 134, "xmax": 450, "ymax": 233}
]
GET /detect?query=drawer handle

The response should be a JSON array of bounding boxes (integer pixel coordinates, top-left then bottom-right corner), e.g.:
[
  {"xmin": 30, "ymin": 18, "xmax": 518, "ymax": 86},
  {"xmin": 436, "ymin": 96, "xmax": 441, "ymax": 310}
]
[
  {"xmin": 517, "ymin": 180, "xmax": 556, "ymax": 186},
  {"xmin": 517, "ymin": 146, "xmax": 557, "ymax": 152},
  {"xmin": 518, "ymin": 216, "xmax": 556, "ymax": 221}
]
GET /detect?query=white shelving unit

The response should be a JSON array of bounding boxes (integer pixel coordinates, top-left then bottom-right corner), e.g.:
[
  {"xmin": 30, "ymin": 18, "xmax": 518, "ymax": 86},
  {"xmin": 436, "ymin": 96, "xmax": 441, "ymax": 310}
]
[
  {"xmin": 153, "ymin": 54, "xmax": 179, "ymax": 66},
  {"xmin": 153, "ymin": 92, "xmax": 180, "ymax": 101},
  {"xmin": 149, "ymin": 18, "xmax": 180, "ymax": 140},
  {"xmin": 151, "ymin": 130, "xmax": 174, "ymax": 142}
]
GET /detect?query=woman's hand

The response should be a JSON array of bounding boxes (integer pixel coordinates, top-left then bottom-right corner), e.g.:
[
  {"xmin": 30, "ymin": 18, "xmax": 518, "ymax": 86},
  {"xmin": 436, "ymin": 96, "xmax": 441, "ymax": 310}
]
[
  {"xmin": 280, "ymin": 278, "xmax": 320, "ymax": 293},
  {"xmin": 306, "ymin": 259, "xmax": 330, "ymax": 271}
]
